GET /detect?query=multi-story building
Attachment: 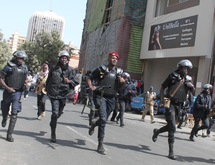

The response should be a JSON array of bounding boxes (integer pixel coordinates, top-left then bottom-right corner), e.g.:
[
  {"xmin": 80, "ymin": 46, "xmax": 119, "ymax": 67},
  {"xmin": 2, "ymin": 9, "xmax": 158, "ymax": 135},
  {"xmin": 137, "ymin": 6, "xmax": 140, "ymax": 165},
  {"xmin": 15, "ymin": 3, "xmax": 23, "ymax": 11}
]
[
  {"xmin": 79, "ymin": 0, "xmax": 215, "ymax": 95},
  {"xmin": 8, "ymin": 32, "xmax": 26, "ymax": 53},
  {"xmin": 26, "ymin": 11, "xmax": 65, "ymax": 41},
  {"xmin": 141, "ymin": 0, "xmax": 215, "ymax": 95}
]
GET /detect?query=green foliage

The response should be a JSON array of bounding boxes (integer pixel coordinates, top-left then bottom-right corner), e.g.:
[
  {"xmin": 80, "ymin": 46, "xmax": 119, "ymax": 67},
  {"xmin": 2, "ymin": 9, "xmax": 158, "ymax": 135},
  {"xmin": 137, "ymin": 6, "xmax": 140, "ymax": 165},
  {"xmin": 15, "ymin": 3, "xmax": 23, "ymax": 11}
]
[
  {"xmin": 0, "ymin": 31, "xmax": 11, "ymax": 69},
  {"xmin": 19, "ymin": 31, "xmax": 65, "ymax": 73}
]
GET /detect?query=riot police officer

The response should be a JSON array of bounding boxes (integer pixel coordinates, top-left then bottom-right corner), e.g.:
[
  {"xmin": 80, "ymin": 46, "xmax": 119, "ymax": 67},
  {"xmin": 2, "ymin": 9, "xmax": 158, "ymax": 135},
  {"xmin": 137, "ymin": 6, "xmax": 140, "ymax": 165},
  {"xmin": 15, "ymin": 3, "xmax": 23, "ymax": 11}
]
[
  {"xmin": 87, "ymin": 52, "xmax": 124, "ymax": 155},
  {"xmin": 189, "ymin": 83, "xmax": 212, "ymax": 141},
  {"xmin": 116, "ymin": 72, "xmax": 137, "ymax": 127},
  {"xmin": 152, "ymin": 59, "xmax": 195, "ymax": 160},
  {"xmin": 0, "ymin": 50, "xmax": 28, "ymax": 142},
  {"xmin": 46, "ymin": 50, "xmax": 79, "ymax": 143}
]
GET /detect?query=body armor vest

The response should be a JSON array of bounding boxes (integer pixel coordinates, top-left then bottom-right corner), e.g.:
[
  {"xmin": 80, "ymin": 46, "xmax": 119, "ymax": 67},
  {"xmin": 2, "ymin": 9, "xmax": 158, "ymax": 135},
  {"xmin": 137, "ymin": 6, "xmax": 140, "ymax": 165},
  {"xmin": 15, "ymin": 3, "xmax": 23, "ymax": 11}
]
[
  {"xmin": 6, "ymin": 65, "xmax": 26, "ymax": 90},
  {"xmin": 98, "ymin": 65, "xmax": 122, "ymax": 96},
  {"xmin": 167, "ymin": 72, "xmax": 189, "ymax": 103}
]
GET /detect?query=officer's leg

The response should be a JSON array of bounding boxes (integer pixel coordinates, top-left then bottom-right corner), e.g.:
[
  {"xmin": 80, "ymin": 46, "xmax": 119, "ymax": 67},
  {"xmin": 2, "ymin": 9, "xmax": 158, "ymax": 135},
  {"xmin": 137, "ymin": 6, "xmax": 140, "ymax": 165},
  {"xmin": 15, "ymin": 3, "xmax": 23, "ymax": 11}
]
[
  {"xmin": 6, "ymin": 92, "xmax": 22, "ymax": 142},
  {"xmin": 197, "ymin": 117, "xmax": 209, "ymax": 132},
  {"xmin": 119, "ymin": 101, "xmax": 125, "ymax": 127},
  {"xmin": 6, "ymin": 113, "xmax": 17, "ymax": 142},
  {"xmin": 1, "ymin": 91, "xmax": 11, "ymax": 127},
  {"xmin": 152, "ymin": 108, "xmax": 170, "ymax": 142},
  {"xmin": 49, "ymin": 99, "xmax": 60, "ymax": 142},
  {"xmin": 167, "ymin": 108, "xmax": 176, "ymax": 160},
  {"xmin": 190, "ymin": 118, "xmax": 200, "ymax": 141},
  {"xmin": 58, "ymin": 99, "xmax": 66, "ymax": 118},
  {"xmin": 89, "ymin": 96, "xmax": 100, "ymax": 135},
  {"xmin": 97, "ymin": 98, "xmax": 107, "ymax": 155}
]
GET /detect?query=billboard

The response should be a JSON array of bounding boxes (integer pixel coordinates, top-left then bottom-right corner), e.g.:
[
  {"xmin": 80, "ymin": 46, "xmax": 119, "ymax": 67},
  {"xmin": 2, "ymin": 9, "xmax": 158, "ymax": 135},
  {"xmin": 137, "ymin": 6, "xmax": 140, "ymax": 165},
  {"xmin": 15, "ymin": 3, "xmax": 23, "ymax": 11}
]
[{"xmin": 148, "ymin": 15, "xmax": 198, "ymax": 50}]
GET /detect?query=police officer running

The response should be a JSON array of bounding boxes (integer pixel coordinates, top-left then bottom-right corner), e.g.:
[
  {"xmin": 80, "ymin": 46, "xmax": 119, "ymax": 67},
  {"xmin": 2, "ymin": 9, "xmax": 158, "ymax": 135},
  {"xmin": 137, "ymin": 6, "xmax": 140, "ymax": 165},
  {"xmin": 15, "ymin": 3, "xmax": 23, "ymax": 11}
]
[
  {"xmin": 116, "ymin": 72, "xmax": 137, "ymax": 127},
  {"xmin": 152, "ymin": 59, "xmax": 195, "ymax": 160},
  {"xmin": 189, "ymin": 83, "xmax": 212, "ymax": 141},
  {"xmin": 0, "ymin": 51, "xmax": 28, "ymax": 142},
  {"xmin": 46, "ymin": 50, "xmax": 79, "ymax": 143},
  {"xmin": 87, "ymin": 52, "xmax": 124, "ymax": 155}
]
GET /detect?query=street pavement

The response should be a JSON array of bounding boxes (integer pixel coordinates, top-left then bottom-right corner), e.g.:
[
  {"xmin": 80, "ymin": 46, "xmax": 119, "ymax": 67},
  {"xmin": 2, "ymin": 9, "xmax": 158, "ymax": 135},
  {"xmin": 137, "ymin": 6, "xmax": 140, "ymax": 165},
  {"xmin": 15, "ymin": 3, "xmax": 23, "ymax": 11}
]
[{"xmin": 0, "ymin": 89, "xmax": 214, "ymax": 165}]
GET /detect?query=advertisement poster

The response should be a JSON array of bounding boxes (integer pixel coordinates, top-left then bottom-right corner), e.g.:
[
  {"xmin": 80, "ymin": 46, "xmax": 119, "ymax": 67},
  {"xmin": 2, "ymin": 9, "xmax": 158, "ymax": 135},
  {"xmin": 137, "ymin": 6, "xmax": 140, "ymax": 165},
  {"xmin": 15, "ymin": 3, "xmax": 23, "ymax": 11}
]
[{"xmin": 148, "ymin": 15, "xmax": 198, "ymax": 50}]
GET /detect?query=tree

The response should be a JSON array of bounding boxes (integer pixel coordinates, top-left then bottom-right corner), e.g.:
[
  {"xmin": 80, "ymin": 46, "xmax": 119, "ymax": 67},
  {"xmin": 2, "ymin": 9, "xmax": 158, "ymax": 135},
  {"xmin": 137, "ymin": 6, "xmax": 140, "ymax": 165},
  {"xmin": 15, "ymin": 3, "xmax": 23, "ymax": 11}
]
[
  {"xmin": 19, "ymin": 31, "xmax": 65, "ymax": 72},
  {"xmin": 34, "ymin": 31, "xmax": 65, "ymax": 67},
  {"xmin": 0, "ymin": 31, "xmax": 11, "ymax": 69},
  {"xmin": 20, "ymin": 41, "xmax": 39, "ymax": 73}
]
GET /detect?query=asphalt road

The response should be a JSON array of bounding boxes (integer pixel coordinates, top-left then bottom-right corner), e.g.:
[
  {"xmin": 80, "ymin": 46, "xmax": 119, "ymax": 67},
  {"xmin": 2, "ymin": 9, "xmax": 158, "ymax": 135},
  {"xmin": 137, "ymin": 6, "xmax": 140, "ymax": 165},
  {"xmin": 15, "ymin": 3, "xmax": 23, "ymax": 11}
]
[{"xmin": 0, "ymin": 89, "xmax": 214, "ymax": 165}]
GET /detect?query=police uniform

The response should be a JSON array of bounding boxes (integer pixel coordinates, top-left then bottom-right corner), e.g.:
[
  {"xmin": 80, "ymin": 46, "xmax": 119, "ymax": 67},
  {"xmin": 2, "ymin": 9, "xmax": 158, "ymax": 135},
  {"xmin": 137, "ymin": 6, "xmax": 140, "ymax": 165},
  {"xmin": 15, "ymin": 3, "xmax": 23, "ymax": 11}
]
[
  {"xmin": 189, "ymin": 84, "xmax": 212, "ymax": 141},
  {"xmin": 0, "ymin": 51, "xmax": 28, "ymax": 142},
  {"xmin": 152, "ymin": 59, "xmax": 194, "ymax": 160},
  {"xmin": 116, "ymin": 74, "xmax": 137, "ymax": 127},
  {"xmin": 46, "ymin": 50, "xmax": 79, "ymax": 143},
  {"xmin": 88, "ymin": 52, "xmax": 123, "ymax": 155}
]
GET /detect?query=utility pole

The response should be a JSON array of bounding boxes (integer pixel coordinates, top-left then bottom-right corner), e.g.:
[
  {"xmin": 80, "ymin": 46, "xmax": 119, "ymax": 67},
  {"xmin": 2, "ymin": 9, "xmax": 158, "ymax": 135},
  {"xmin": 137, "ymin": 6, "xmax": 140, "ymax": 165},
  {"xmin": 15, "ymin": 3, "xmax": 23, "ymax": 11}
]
[{"xmin": 49, "ymin": 0, "xmax": 52, "ymax": 11}]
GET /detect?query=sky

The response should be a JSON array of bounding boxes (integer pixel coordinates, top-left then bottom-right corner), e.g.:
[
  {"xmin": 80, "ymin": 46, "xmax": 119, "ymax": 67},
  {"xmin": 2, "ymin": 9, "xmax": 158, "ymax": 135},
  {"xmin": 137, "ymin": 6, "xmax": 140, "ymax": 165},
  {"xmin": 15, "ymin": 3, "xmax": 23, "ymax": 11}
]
[{"xmin": 0, "ymin": 0, "xmax": 87, "ymax": 48}]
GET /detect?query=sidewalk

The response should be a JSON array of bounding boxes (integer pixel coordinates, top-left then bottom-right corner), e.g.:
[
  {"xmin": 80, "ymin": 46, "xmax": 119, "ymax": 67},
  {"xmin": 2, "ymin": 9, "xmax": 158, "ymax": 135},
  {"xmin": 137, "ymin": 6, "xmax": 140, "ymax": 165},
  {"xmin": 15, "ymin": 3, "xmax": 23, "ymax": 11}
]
[{"xmin": 124, "ymin": 111, "xmax": 215, "ymax": 138}]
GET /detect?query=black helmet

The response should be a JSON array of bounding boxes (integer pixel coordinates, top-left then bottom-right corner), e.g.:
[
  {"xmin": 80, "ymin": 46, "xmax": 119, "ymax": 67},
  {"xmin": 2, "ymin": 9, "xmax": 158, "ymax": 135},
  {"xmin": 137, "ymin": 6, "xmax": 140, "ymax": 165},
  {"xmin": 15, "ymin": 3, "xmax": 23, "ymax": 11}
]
[
  {"xmin": 177, "ymin": 59, "xmax": 193, "ymax": 69},
  {"xmin": 13, "ymin": 51, "xmax": 28, "ymax": 59},
  {"xmin": 58, "ymin": 50, "xmax": 69, "ymax": 58}
]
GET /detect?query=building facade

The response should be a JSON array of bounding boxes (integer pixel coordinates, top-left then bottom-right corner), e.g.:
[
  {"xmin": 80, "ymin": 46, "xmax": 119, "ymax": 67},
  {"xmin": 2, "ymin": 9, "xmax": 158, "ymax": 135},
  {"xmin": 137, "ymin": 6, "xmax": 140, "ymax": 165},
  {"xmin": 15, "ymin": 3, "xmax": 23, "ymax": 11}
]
[
  {"xmin": 79, "ymin": 0, "xmax": 215, "ymax": 96},
  {"xmin": 8, "ymin": 32, "xmax": 26, "ymax": 53},
  {"xmin": 27, "ymin": 11, "xmax": 65, "ymax": 42},
  {"xmin": 79, "ymin": 0, "xmax": 147, "ymax": 79},
  {"xmin": 141, "ymin": 0, "xmax": 215, "ymax": 95}
]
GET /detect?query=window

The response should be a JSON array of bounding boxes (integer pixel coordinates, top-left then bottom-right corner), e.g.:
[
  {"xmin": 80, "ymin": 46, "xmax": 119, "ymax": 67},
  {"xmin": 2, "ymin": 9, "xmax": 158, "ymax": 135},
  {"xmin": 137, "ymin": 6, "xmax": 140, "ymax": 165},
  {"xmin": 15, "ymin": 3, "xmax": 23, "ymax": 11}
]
[
  {"xmin": 168, "ymin": 0, "xmax": 189, "ymax": 7},
  {"xmin": 155, "ymin": 0, "xmax": 199, "ymax": 17},
  {"xmin": 102, "ymin": 0, "xmax": 113, "ymax": 32}
]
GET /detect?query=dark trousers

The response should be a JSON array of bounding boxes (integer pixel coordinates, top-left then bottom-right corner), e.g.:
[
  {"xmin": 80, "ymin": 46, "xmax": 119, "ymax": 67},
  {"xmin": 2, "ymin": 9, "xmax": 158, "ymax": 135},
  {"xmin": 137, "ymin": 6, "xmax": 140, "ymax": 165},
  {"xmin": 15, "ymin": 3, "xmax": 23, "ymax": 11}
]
[
  {"xmin": 116, "ymin": 99, "xmax": 129, "ymax": 124},
  {"xmin": 49, "ymin": 98, "xmax": 66, "ymax": 129},
  {"xmin": 191, "ymin": 115, "xmax": 209, "ymax": 136},
  {"xmin": 158, "ymin": 104, "xmax": 179, "ymax": 143},
  {"xmin": 37, "ymin": 93, "xmax": 47, "ymax": 116},
  {"xmin": 94, "ymin": 95, "xmax": 115, "ymax": 141},
  {"xmin": 1, "ymin": 90, "xmax": 22, "ymax": 118}
]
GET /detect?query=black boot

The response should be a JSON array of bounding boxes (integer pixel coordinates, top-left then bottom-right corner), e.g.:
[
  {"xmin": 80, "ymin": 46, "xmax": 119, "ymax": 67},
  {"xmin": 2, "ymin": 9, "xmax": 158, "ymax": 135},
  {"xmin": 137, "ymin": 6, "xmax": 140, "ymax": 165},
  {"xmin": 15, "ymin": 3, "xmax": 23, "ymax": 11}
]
[
  {"xmin": 2, "ymin": 117, "xmax": 7, "ymax": 127},
  {"xmin": 152, "ymin": 129, "xmax": 159, "ymax": 142},
  {"xmin": 50, "ymin": 127, "xmax": 56, "ymax": 143},
  {"xmin": 168, "ymin": 142, "xmax": 176, "ymax": 160},
  {"xmin": 50, "ymin": 115, "xmax": 57, "ymax": 143},
  {"xmin": 6, "ymin": 115, "xmax": 17, "ymax": 142},
  {"xmin": 97, "ymin": 141, "xmax": 106, "ymax": 155},
  {"xmin": 120, "ymin": 118, "xmax": 125, "ymax": 127},
  {"xmin": 89, "ymin": 121, "xmax": 96, "ymax": 135}
]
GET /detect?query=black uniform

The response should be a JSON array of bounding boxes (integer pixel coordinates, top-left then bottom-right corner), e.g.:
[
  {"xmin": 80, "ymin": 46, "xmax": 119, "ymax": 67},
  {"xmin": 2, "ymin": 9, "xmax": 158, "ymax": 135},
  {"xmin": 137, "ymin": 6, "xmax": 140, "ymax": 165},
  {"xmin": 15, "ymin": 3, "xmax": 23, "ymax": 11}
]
[
  {"xmin": 152, "ymin": 71, "xmax": 194, "ymax": 159},
  {"xmin": 115, "ymin": 81, "xmax": 137, "ymax": 126},
  {"xmin": 88, "ymin": 64, "xmax": 123, "ymax": 153},
  {"xmin": 1, "ymin": 59, "xmax": 28, "ymax": 142},
  {"xmin": 190, "ymin": 91, "xmax": 212, "ymax": 141},
  {"xmin": 46, "ymin": 62, "xmax": 78, "ymax": 142}
]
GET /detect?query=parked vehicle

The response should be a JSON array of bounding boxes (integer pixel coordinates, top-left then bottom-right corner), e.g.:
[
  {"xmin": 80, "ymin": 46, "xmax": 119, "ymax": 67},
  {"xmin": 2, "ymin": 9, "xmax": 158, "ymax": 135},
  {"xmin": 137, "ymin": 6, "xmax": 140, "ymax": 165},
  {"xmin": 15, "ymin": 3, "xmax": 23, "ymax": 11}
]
[{"xmin": 130, "ymin": 93, "xmax": 166, "ymax": 115}]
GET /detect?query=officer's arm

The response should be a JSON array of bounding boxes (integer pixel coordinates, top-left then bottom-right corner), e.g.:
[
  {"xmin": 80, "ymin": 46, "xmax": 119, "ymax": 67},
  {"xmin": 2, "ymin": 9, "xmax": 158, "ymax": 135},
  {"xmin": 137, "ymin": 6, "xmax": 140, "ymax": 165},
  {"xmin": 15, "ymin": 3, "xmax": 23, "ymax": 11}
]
[{"xmin": 0, "ymin": 72, "xmax": 15, "ymax": 93}]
